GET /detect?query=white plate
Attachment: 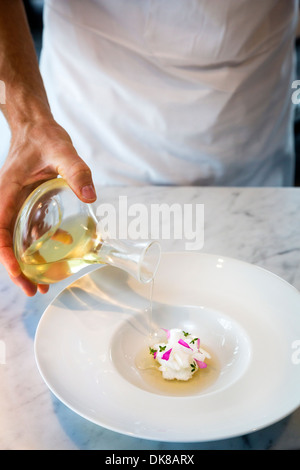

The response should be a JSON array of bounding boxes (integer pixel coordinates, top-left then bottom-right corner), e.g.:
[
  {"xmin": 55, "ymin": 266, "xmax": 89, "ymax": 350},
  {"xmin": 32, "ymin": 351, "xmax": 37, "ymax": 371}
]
[{"xmin": 34, "ymin": 252, "xmax": 300, "ymax": 442}]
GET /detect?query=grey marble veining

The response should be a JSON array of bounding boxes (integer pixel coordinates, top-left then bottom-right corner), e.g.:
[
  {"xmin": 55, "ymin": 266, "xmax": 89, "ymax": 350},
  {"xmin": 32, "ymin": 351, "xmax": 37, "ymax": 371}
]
[{"xmin": 0, "ymin": 186, "xmax": 300, "ymax": 450}]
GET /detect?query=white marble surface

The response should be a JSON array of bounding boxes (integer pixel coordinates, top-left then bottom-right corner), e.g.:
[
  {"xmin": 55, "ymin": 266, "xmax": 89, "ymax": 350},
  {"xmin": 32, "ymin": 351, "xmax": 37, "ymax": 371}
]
[{"xmin": 1, "ymin": 186, "xmax": 300, "ymax": 450}]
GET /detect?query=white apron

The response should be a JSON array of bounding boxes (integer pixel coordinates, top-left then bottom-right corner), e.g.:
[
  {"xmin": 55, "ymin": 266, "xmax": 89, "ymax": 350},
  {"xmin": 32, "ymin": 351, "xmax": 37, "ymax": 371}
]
[{"xmin": 2, "ymin": 0, "xmax": 299, "ymax": 186}]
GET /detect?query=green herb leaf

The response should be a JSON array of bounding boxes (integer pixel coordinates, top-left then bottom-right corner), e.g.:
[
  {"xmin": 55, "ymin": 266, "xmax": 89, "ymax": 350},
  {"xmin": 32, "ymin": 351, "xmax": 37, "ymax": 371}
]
[
  {"xmin": 190, "ymin": 337, "xmax": 199, "ymax": 345},
  {"xmin": 149, "ymin": 347, "xmax": 157, "ymax": 356},
  {"xmin": 159, "ymin": 345, "xmax": 166, "ymax": 352},
  {"xmin": 182, "ymin": 331, "xmax": 190, "ymax": 337}
]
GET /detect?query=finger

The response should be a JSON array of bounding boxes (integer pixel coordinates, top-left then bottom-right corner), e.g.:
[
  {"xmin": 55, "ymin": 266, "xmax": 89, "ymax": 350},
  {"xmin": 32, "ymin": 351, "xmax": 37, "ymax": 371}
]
[
  {"xmin": 37, "ymin": 284, "xmax": 50, "ymax": 294},
  {"xmin": 53, "ymin": 153, "xmax": 97, "ymax": 203},
  {"xmin": 0, "ymin": 228, "xmax": 21, "ymax": 278},
  {"xmin": 9, "ymin": 272, "xmax": 38, "ymax": 297},
  {"xmin": 2, "ymin": 245, "xmax": 49, "ymax": 295}
]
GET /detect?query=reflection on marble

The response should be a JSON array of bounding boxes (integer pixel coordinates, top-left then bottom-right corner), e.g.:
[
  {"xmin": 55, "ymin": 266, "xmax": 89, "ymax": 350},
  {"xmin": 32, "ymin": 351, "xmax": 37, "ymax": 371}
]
[{"xmin": 1, "ymin": 186, "xmax": 300, "ymax": 450}]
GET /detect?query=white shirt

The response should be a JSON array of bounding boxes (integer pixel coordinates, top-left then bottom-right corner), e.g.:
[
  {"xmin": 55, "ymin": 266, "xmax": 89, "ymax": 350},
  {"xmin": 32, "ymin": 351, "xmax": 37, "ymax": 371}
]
[{"xmin": 3, "ymin": 0, "xmax": 299, "ymax": 186}]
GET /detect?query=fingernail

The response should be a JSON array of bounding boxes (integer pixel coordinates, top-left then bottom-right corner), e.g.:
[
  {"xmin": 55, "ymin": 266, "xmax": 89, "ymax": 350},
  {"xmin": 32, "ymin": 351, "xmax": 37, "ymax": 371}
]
[{"xmin": 81, "ymin": 184, "xmax": 96, "ymax": 200}]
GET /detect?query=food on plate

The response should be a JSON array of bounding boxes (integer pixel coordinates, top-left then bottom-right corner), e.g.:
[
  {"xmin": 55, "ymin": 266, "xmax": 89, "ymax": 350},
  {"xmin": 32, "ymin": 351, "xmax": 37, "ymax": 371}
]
[{"xmin": 149, "ymin": 328, "xmax": 211, "ymax": 381}]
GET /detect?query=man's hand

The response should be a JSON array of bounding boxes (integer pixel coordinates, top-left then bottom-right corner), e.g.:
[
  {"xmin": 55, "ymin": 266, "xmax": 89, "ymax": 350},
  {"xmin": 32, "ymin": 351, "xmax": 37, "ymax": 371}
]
[
  {"xmin": 0, "ymin": 119, "xmax": 96, "ymax": 296},
  {"xmin": 0, "ymin": 0, "xmax": 96, "ymax": 295}
]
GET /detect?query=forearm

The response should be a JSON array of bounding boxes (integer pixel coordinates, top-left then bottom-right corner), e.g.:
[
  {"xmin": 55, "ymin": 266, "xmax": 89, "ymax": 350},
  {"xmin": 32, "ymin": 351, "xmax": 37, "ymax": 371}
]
[{"xmin": 0, "ymin": 0, "xmax": 52, "ymax": 133}]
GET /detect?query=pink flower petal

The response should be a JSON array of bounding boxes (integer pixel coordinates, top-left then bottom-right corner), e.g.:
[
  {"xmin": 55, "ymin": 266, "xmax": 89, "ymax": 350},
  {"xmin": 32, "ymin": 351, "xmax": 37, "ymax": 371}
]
[
  {"xmin": 161, "ymin": 348, "xmax": 172, "ymax": 361},
  {"xmin": 178, "ymin": 338, "xmax": 191, "ymax": 349},
  {"xmin": 194, "ymin": 358, "xmax": 207, "ymax": 369},
  {"xmin": 161, "ymin": 328, "xmax": 170, "ymax": 339},
  {"xmin": 153, "ymin": 351, "xmax": 157, "ymax": 359}
]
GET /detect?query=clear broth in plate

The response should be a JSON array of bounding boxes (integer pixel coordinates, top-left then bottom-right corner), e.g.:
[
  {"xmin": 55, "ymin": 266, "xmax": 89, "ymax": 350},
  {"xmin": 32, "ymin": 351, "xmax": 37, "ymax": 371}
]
[{"xmin": 135, "ymin": 345, "xmax": 220, "ymax": 397}]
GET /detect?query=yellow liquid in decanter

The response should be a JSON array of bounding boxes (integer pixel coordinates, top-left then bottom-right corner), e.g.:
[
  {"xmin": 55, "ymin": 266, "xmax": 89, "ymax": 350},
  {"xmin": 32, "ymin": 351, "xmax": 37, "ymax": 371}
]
[
  {"xmin": 18, "ymin": 214, "xmax": 102, "ymax": 284},
  {"xmin": 13, "ymin": 178, "xmax": 161, "ymax": 285}
]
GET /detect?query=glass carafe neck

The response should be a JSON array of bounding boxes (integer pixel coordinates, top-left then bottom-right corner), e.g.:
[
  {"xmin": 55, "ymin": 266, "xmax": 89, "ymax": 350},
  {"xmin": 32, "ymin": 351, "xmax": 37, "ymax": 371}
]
[{"xmin": 96, "ymin": 238, "xmax": 161, "ymax": 284}]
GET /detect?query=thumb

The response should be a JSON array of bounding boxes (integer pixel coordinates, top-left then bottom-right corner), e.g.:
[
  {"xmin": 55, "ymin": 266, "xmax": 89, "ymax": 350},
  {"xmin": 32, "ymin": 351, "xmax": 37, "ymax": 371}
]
[{"xmin": 54, "ymin": 153, "xmax": 97, "ymax": 203}]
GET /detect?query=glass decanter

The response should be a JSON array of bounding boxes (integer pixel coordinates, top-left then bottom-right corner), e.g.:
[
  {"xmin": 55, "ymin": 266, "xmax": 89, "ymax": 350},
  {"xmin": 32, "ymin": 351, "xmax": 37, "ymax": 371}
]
[{"xmin": 13, "ymin": 178, "xmax": 161, "ymax": 285}]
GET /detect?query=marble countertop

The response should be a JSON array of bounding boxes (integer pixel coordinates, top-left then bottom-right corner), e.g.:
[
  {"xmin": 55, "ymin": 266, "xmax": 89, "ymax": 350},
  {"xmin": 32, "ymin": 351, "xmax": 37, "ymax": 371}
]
[{"xmin": 1, "ymin": 185, "xmax": 300, "ymax": 450}]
